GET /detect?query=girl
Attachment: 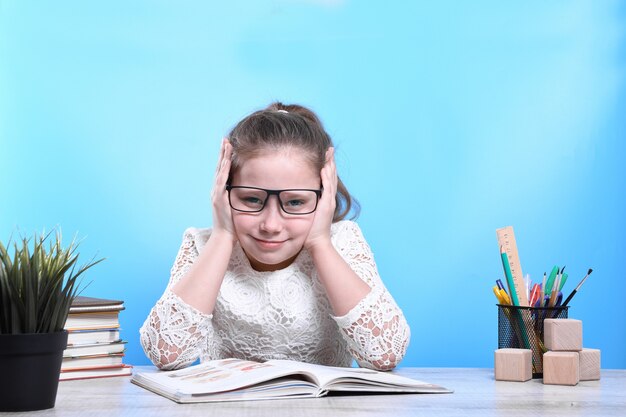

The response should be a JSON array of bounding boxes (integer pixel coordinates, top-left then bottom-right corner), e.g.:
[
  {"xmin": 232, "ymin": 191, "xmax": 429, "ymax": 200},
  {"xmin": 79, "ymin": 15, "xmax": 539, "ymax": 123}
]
[{"xmin": 140, "ymin": 102, "xmax": 410, "ymax": 371}]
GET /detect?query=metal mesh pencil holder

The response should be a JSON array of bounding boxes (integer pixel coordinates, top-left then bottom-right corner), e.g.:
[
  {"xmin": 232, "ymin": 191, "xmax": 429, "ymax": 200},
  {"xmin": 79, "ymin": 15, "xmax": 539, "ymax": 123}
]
[{"xmin": 497, "ymin": 304, "xmax": 568, "ymax": 378}]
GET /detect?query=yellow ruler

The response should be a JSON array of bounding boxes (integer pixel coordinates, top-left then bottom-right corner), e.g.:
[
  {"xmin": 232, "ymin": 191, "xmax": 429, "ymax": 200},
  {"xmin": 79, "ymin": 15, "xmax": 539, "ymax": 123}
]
[{"xmin": 496, "ymin": 226, "xmax": 529, "ymax": 306}]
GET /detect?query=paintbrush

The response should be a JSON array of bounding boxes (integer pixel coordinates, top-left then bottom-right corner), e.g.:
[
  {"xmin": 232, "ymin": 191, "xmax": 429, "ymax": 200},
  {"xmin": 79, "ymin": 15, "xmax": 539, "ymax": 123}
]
[{"xmin": 561, "ymin": 268, "xmax": 593, "ymax": 307}]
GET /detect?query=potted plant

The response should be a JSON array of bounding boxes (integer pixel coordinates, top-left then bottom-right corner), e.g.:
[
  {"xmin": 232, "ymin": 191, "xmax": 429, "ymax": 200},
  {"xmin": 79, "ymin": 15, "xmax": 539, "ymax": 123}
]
[{"xmin": 0, "ymin": 231, "xmax": 103, "ymax": 412}]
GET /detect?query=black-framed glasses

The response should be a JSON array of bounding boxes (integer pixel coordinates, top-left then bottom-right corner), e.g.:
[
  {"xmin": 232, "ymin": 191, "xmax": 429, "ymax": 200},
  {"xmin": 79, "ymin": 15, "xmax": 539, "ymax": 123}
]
[{"xmin": 225, "ymin": 185, "xmax": 322, "ymax": 215}]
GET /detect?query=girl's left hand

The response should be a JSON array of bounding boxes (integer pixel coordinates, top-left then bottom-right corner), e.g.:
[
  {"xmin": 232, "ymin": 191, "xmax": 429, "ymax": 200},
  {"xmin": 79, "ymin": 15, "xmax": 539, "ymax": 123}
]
[{"xmin": 304, "ymin": 147, "xmax": 337, "ymax": 251}]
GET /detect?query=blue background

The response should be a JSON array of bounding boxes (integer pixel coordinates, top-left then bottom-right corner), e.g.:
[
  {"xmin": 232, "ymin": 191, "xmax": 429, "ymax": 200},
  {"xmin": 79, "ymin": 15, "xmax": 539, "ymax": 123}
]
[{"xmin": 1, "ymin": 1, "xmax": 624, "ymax": 369}]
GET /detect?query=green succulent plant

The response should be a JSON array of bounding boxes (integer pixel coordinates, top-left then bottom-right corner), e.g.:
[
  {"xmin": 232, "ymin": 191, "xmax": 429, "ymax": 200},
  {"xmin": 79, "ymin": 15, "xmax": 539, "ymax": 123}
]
[{"xmin": 0, "ymin": 231, "xmax": 103, "ymax": 334}]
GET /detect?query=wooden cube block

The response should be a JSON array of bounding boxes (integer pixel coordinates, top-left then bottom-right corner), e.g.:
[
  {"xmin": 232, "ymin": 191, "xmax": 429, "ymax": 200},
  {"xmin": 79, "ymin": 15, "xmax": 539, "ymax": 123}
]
[
  {"xmin": 543, "ymin": 351, "xmax": 579, "ymax": 385},
  {"xmin": 579, "ymin": 348, "xmax": 601, "ymax": 381},
  {"xmin": 494, "ymin": 348, "xmax": 532, "ymax": 382},
  {"xmin": 544, "ymin": 318, "xmax": 582, "ymax": 351}
]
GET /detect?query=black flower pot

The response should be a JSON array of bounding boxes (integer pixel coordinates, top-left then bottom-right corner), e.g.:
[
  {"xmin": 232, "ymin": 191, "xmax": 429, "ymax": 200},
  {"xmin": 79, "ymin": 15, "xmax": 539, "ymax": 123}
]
[{"xmin": 0, "ymin": 331, "xmax": 68, "ymax": 411}]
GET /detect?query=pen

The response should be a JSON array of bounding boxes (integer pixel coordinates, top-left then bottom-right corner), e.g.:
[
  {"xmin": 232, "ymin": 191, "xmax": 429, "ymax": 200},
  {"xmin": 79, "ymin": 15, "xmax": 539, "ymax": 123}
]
[
  {"xmin": 540, "ymin": 272, "xmax": 546, "ymax": 307},
  {"xmin": 562, "ymin": 268, "xmax": 593, "ymax": 307},
  {"xmin": 493, "ymin": 286, "xmax": 504, "ymax": 304},
  {"xmin": 493, "ymin": 286, "xmax": 511, "ymax": 305},
  {"xmin": 545, "ymin": 265, "xmax": 559, "ymax": 298},
  {"xmin": 529, "ymin": 283, "xmax": 540, "ymax": 307},
  {"xmin": 498, "ymin": 289, "xmax": 512, "ymax": 305},
  {"xmin": 559, "ymin": 272, "xmax": 568, "ymax": 292},
  {"xmin": 557, "ymin": 266, "xmax": 566, "ymax": 291}
]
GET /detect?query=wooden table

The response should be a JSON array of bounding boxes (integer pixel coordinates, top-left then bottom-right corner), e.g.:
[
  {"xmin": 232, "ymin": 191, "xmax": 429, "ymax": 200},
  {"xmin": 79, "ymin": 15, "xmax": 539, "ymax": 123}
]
[{"xmin": 3, "ymin": 367, "xmax": 625, "ymax": 416}]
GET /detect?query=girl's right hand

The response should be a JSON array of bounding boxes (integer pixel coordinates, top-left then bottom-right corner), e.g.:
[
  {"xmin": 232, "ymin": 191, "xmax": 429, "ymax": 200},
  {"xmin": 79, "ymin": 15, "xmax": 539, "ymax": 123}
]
[{"xmin": 211, "ymin": 139, "xmax": 237, "ymax": 242}]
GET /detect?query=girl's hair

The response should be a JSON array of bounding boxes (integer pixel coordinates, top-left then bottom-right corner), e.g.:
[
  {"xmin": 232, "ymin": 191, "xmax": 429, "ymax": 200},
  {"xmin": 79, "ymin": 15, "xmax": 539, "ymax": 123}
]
[{"xmin": 227, "ymin": 102, "xmax": 360, "ymax": 221}]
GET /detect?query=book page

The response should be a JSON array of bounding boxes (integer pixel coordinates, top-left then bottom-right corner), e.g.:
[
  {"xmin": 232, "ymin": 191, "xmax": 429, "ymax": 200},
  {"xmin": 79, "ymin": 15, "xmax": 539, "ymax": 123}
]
[
  {"xmin": 266, "ymin": 359, "xmax": 378, "ymax": 387},
  {"xmin": 135, "ymin": 358, "xmax": 317, "ymax": 395},
  {"xmin": 176, "ymin": 378, "xmax": 320, "ymax": 403},
  {"xmin": 266, "ymin": 360, "xmax": 451, "ymax": 393}
]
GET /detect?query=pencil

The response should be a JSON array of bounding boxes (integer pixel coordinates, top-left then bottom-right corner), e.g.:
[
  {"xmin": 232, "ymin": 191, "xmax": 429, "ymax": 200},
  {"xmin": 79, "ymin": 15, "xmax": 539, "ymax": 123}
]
[
  {"xmin": 500, "ymin": 246, "xmax": 520, "ymax": 306},
  {"xmin": 548, "ymin": 273, "xmax": 561, "ymax": 307}
]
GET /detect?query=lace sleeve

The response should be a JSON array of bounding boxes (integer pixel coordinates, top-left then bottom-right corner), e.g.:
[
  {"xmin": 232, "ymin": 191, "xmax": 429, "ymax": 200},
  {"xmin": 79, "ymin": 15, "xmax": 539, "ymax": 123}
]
[
  {"xmin": 139, "ymin": 229, "xmax": 221, "ymax": 370},
  {"xmin": 331, "ymin": 221, "xmax": 411, "ymax": 371}
]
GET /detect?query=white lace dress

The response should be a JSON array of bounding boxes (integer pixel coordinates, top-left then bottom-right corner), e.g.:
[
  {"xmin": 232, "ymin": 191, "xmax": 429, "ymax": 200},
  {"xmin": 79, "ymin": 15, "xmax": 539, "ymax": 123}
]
[{"xmin": 139, "ymin": 220, "xmax": 410, "ymax": 371}]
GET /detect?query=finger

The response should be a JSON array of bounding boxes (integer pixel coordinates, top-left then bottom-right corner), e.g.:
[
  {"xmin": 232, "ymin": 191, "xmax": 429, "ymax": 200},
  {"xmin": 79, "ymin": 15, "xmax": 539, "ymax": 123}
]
[
  {"xmin": 214, "ymin": 139, "xmax": 226, "ymax": 178},
  {"xmin": 217, "ymin": 141, "xmax": 233, "ymax": 178},
  {"xmin": 324, "ymin": 148, "xmax": 337, "ymax": 189},
  {"xmin": 217, "ymin": 146, "xmax": 231, "ymax": 185},
  {"xmin": 320, "ymin": 162, "xmax": 337, "ymax": 205},
  {"xmin": 325, "ymin": 147, "xmax": 334, "ymax": 164},
  {"xmin": 212, "ymin": 152, "xmax": 232, "ymax": 208}
]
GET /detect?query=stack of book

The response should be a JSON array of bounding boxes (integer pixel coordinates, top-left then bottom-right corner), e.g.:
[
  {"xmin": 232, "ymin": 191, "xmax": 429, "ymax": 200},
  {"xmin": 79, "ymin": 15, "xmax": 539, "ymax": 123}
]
[{"xmin": 61, "ymin": 296, "xmax": 133, "ymax": 381}]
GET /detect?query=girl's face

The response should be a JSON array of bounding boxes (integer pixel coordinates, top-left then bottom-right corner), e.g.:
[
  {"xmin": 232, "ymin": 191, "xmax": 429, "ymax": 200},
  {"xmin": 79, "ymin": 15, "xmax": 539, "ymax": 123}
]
[{"xmin": 229, "ymin": 148, "xmax": 319, "ymax": 271}]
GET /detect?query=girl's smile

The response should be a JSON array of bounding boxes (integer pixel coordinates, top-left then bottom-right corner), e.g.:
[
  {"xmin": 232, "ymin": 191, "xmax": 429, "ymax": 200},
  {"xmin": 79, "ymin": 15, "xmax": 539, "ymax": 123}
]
[{"xmin": 252, "ymin": 237, "xmax": 287, "ymax": 249}]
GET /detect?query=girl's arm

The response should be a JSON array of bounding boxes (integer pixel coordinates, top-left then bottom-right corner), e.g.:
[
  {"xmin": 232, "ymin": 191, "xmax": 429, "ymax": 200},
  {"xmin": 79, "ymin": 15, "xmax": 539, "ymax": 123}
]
[
  {"xmin": 170, "ymin": 230, "xmax": 234, "ymax": 314},
  {"xmin": 309, "ymin": 221, "xmax": 410, "ymax": 371},
  {"xmin": 305, "ymin": 149, "xmax": 409, "ymax": 371},
  {"xmin": 307, "ymin": 238, "xmax": 371, "ymax": 316},
  {"xmin": 139, "ymin": 229, "xmax": 226, "ymax": 370}
]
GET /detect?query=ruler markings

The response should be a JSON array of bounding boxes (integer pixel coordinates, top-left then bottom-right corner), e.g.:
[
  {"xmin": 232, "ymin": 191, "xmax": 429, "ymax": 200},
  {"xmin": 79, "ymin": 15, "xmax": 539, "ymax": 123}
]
[{"xmin": 496, "ymin": 226, "xmax": 529, "ymax": 306}]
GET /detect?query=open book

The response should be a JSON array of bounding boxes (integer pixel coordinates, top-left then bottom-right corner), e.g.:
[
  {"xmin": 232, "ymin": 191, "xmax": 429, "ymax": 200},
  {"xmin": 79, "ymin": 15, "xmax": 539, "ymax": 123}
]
[{"xmin": 131, "ymin": 358, "xmax": 452, "ymax": 403}]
